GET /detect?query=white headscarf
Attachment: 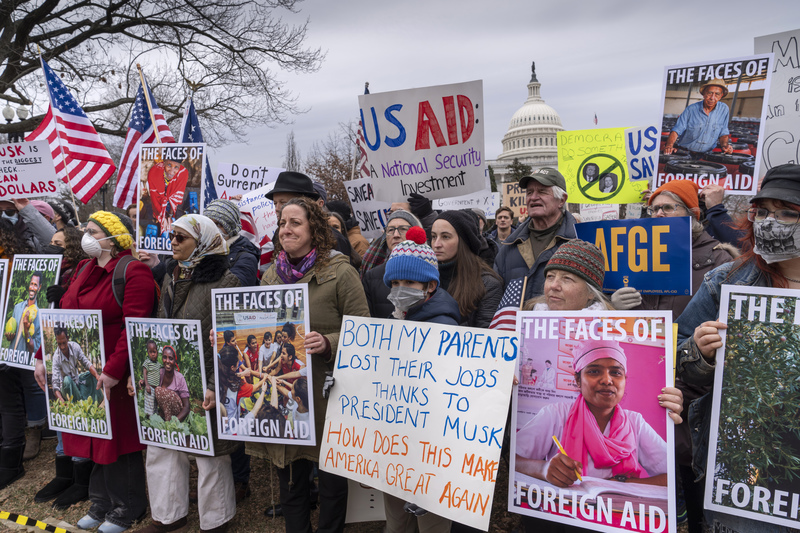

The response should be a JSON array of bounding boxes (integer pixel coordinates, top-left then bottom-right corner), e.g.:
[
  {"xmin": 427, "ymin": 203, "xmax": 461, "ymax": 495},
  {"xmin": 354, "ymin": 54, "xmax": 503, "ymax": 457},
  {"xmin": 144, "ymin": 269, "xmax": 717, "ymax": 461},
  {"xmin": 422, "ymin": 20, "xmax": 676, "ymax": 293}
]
[{"xmin": 172, "ymin": 214, "xmax": 229, "ymax": 269}]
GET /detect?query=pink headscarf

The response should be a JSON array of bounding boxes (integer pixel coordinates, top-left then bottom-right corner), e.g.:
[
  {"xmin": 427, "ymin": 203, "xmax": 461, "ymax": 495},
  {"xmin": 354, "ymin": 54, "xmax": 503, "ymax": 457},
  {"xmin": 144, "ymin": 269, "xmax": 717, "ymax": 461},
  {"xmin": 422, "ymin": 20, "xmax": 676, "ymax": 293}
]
[{"xmin": 562, "ymin": 340, "xmax": 647, "ymax": 479}]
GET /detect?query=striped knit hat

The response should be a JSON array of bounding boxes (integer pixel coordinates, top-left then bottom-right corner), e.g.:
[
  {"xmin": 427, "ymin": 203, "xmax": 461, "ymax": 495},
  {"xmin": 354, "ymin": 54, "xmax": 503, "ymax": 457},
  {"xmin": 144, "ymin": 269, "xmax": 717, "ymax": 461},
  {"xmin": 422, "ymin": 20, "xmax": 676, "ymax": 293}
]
[
  {"xmin": 544, "ymin": 239, "xmax": 605, "ymax": 290},
  {"xmin": 383, "ymin": 226, "xmax": 439, "ymax": 287},
  {"xmin": 205, "ymin": 199, "xmax": 241, "ymax": 237}
]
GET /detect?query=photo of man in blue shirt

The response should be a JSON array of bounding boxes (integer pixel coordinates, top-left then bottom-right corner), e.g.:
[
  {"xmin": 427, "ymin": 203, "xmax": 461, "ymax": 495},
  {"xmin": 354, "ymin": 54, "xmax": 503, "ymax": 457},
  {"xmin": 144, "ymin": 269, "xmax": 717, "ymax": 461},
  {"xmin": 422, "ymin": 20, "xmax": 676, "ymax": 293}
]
[{"xmin": 664, "ymin": 78, "xmax": 734, "ymax": 156}]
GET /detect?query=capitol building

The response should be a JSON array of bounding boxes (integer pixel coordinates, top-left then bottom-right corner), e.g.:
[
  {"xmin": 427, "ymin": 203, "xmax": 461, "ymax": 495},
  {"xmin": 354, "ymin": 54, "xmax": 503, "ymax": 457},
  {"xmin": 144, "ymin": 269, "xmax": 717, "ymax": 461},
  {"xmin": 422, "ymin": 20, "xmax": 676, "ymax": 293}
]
[{"xmin": 487, "ymin": 62, "xmax": 564, "ymax": 184}]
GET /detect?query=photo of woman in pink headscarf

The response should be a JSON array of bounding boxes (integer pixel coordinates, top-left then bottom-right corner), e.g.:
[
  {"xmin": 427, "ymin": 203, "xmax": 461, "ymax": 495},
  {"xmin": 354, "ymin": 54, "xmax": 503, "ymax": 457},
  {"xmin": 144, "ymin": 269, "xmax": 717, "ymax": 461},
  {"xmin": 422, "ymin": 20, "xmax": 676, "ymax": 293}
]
[{"xmin": 515, "ymin": 339, "xmax": 668, "ymax": 487}]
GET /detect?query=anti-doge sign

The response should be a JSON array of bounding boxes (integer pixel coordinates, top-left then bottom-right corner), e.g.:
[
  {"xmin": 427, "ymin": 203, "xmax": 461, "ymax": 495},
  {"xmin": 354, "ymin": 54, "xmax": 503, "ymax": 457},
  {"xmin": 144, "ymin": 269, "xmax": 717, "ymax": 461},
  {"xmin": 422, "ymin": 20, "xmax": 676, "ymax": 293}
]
[
  {"xmin": 575, "ymin": 217, "xmax": 692, "ymax": 296},
  {"xmin": 321, "ymin": 316, "xmax": 517, "ymax": 530},
  {"xmin": 358, "ymin": 80, "xmax": 486, "ymax": 202}
]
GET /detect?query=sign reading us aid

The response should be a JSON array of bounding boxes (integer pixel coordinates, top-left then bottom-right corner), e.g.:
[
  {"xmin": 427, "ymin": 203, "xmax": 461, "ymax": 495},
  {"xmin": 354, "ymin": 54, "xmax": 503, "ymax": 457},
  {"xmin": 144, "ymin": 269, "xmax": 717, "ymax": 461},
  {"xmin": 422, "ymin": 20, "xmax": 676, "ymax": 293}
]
[
  {"xmin": 625, "ymin": 126, "xmax": 660, "ymax": 182},
  {"xmin": 358, "ymin": 80, "xmax": 485, "ymax": 202},
  {"xmin": 575, "ymin": 217, "xmax": 693, "ymax": 296},
  {"xmin": 320, "ymin": 316, "xmax": 517, "ymax": 530}
]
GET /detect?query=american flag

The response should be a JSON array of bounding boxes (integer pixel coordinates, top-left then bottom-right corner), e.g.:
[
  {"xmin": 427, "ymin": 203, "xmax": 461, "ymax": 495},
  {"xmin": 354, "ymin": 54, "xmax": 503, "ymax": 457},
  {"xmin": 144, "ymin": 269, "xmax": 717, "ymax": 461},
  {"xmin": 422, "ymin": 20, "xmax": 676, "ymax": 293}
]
[
  {"xmin": 25, "ymin": 57, "xmax": 116, "ymax": 203},
  {"xmin": 355, "ymin": 120, "xmax": 370, "ymax": 179},
  {"xmin": 112, "ymin": 78, "xmax": 175, "ymax": 208},
  {"xmin": 593, "ymin": 113, "xmax": 598, "ymax": 125},
  {"xmin": 489, "ymin": 277, "xmax": 527, "ymax": 330},
  {"xmin": 179, "ymin": 98, "xmax": 216, "ymax": 209}
]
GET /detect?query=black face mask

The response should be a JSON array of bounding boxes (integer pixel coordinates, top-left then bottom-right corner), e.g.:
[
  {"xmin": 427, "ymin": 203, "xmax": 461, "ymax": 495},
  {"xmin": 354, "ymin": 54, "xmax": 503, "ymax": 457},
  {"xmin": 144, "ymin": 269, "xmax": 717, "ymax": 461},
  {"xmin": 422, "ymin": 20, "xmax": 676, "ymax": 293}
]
[{"xmin": 41, "ymin": 244, "xmax": 65, "ymax": 256}]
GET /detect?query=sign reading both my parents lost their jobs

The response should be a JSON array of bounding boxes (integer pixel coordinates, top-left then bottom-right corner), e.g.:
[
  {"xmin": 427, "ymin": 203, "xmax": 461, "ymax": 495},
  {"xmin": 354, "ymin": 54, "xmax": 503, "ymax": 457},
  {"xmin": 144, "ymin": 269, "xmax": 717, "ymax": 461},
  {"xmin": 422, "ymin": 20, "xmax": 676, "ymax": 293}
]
[
  {"xmin": 320, "ymin": 316, "xmax": 517, "ymax": 530},
  {"xmin": 575, "ymin": 218, "xmax": 692, "ymax": 295},
  {"xmin": 558, "ymin": 128, "xmax": 649, "ymax": 204},
  {"xmin": 358, "ymin": 80, "xmax": 485, "ymax": 202}
]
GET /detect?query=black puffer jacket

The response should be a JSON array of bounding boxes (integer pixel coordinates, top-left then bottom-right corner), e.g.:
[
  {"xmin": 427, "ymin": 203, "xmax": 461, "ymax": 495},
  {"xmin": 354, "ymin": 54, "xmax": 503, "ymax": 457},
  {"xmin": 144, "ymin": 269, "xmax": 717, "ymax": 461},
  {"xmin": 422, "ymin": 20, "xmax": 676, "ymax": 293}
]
[
  {"xmin": 228, "ymin": 236, "xmax": 260, "ymax": 287},
  {"xmin": 362, "ymin": 262, "xmax": 392, "ymax": 319}
]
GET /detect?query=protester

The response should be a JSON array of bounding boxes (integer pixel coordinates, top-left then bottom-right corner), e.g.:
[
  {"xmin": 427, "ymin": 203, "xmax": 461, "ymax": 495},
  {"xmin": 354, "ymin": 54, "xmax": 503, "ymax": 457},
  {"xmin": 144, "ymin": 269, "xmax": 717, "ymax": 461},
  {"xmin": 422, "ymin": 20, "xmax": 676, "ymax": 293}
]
[
  {"xmin": 0, "ymin": 219, "xmax": 35, "ymax": 491},
  {"xmin": 380, "ymin": 226, "xmax": 457, "ymax": 532},
  {"xmin": 431, "ymin": 210, "xmax": 503, "ymax": 327},
  {"xmin": 327, "ymin": 200, "xmax": 369, "ymax": 258},
  {"xmin": 326, "ymin": 211, "xmax": 362, "ymax": 268},
  {"xmin": 1, "ymin": 198, "xmax": 55, "ymax": 251},
  {"xmin": 205, "ymin": 199, "xmax": 260, "ymax": 287},
  {"xmin": 47, "ymin": 198, "xmax": 79, "ymax": 231},
  {"xmin": 487, "ymin": 206, "xmax": 516, "ymax": 244},
  {"xmin": 46, "ymin": 226, "xmax": 90, "ymax": 294},
  {"xmin": 494, "ymin": 168, "xmax": 577, "ymax": 300},
  {"xmin": 611, "ymin": 180, "xmax": 737, "ymax": 317},
  {"xmin": 247, "ymin": 196, "xmax": 369, "ymax": 533},
  {"xmin": 31, "ymin": 200, "xmax": 55, "ymax": 223},
  {"xmin": 138, "ymin": 213, "xmax": 239, "ymax": 533},
  {"xmin": 699, "ymin": 183, "xmax": 746, "ymax": 246},
  {"xmin": 676, "ymin": 163, "xmax": 800, "ymax": 533},
  {"xmin": 390, "ymin": 192, "xmax": 438, "ymax": 232},
  {"xmin": 664, "ymin": 78, "xmax": 734, "ymax": 157},
  {"xmin": 361, "ymin": 210, "xmax": 423, "ymax": 318},
  {"xmin": 33, "ymin": 211, "xmax": 155, "ymax": 533}
]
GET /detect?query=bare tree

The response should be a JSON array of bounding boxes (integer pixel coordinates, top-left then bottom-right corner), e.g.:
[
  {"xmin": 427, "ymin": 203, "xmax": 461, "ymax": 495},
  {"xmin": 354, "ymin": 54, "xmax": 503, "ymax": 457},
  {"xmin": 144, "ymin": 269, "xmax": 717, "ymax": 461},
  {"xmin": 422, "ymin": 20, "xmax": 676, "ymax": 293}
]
[
  {"xmin": 304, "ymin": 123, "xmax": 357, "ymax": 202},
  {"xmin": 0, "ymin": 0, "xmax": 324, "ymax": 146},
  {"xmin": 282, "ymin": 130, "xmax": 302, "ymax": 171}
]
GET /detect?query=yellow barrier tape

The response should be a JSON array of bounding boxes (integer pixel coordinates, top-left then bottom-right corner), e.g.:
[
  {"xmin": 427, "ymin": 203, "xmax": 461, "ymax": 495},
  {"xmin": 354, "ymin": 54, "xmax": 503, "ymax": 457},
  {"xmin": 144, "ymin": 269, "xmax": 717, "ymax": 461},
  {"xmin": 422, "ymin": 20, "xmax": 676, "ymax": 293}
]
[{"xmin": 0, "ymin": 511, "xmax": 69, "ymax": 533}]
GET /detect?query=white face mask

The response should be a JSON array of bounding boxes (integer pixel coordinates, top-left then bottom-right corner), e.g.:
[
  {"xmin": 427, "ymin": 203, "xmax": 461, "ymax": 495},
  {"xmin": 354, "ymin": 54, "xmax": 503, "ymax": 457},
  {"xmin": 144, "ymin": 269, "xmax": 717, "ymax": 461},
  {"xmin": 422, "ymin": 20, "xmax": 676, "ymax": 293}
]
[
  {"xmin": 81, "ymin": 233, "xmax": 129, "ymax": 258},
  {"xmin": 387, "ymin": 286, "xmax": 427, "ymax": 313},
  {"xmin": 753, "ymin": 219, "xmax": 800, "ymax": 263}
]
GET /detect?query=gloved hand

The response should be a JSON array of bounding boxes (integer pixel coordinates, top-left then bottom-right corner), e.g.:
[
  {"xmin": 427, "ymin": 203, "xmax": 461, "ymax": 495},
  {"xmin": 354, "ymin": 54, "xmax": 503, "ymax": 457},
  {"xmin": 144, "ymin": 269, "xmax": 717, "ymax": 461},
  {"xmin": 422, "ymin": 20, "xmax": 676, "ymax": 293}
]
[
  {"xmin": 46, "ymin": 284, "xmax": 66, "ymax": 308},
  {"xmin": 322, "ymin": 371, "xmax": 335, "ymax": 399},
  {"xmin": 407, "ymin": 192, "xmax": 433, "ymax": 219},
  {"xmin": 611, "ymin": 287, "xmax": 642, "ymax": 310},
  {"xmin": 403, "ymin": 502, "xmax": 428, "ymax": 516}
]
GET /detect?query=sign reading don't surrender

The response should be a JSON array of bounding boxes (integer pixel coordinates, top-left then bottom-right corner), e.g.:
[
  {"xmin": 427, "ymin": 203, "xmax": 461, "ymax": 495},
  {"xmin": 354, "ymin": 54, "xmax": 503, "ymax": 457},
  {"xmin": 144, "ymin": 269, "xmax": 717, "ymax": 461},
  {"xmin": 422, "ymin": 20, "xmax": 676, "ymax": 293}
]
[{"xmin": 321, "ymin": 316, "xmax": 517, "ymax": 530}]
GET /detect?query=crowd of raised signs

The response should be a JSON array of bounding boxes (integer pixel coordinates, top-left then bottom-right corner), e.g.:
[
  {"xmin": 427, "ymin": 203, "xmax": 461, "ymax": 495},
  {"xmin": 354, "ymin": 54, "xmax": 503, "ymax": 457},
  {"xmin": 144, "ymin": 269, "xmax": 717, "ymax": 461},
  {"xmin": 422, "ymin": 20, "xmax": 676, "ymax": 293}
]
[{"xmin": 1, "ymin": 161, "xmax": 799, "ymax": 533}]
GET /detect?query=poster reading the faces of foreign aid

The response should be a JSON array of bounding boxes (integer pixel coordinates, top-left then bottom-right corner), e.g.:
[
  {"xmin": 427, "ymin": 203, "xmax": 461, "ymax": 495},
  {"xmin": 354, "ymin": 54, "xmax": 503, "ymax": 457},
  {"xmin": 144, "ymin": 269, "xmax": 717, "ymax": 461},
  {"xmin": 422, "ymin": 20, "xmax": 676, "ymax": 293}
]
[
  {"xmin": 1, "ymin": 255, "xmax": 60, "ymax": 369},
  {"xmin": 509, "ymin": 311, "xmax": 675, "ymax": 533},
  {"xmin": 40, "ymin": 309, "xmax": 111, "ymax": 439},
  {"xmin": 705, "ymin": 285, "xmax": 800, "ymax": 529},
  {"xmin": 211, "ymin": 284, "xmax": 314, "ymax": 445},
  {"xmin": 126, "ymin": 318, "xmax": 214, "ymax": 456},
  {"xmin": 137, "ymin": 143, "xmax": 206, "ymax": 254},
  {"xmin": 655, "ymin": 54, "xmax": 773, "ymax": 194}
]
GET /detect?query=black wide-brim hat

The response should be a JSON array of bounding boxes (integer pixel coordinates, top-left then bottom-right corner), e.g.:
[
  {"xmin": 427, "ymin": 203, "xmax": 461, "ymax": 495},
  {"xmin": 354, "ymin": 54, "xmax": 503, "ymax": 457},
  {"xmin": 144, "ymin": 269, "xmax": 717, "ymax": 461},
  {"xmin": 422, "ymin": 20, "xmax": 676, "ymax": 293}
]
[
  {"xmin": 266, "ymin": 171, "xmax": 320, "ymax": 201},
  {"xmin": 751, "ymin": 164, "xmax": 800, "ymax": 206}
]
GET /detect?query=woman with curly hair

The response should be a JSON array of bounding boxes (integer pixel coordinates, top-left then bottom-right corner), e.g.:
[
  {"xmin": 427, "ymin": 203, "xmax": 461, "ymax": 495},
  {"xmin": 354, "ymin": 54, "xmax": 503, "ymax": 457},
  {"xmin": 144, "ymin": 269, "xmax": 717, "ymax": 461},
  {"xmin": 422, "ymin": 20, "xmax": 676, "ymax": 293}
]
[
  {"xmin": 45, "ymin": 226, "xmax": 89, "ymax": 294},
  {"xmin": 247, "ymin": 197, "xmax": 369, "ymax": 533}
]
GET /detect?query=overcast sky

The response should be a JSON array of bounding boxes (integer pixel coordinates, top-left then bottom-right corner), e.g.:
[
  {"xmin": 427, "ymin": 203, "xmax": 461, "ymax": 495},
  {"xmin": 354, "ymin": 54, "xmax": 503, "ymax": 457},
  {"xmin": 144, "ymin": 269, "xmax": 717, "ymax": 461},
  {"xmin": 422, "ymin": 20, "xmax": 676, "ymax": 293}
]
[{"xmin": 213, "ymin": 0, "xmax": 800, "ymax": 169}]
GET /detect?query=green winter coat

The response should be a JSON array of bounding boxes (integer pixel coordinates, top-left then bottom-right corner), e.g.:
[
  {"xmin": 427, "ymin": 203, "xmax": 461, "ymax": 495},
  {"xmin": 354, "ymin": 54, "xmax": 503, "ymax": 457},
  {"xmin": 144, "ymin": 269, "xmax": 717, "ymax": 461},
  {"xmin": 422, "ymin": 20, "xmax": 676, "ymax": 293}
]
[{"xmin": 247, "ymin": 252, "xmax": 369, "ymax": 466}]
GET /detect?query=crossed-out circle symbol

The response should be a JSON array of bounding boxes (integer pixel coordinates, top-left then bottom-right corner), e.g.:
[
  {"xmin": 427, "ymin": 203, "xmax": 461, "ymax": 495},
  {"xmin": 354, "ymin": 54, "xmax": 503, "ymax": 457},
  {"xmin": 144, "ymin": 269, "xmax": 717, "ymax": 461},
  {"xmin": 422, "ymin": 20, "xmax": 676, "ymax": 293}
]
[{"xmin": 578, "ymin": 154, "xmax": 626, "ymax": 201}]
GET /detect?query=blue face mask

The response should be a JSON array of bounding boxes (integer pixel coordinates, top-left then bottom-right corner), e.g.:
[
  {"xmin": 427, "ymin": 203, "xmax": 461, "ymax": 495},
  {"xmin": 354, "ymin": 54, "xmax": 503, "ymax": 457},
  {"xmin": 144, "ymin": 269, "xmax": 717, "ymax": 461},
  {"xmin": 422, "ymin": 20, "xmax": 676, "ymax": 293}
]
[{"xmin": 1, "ymin": 211, "xmax": 19, "ymax": 226}]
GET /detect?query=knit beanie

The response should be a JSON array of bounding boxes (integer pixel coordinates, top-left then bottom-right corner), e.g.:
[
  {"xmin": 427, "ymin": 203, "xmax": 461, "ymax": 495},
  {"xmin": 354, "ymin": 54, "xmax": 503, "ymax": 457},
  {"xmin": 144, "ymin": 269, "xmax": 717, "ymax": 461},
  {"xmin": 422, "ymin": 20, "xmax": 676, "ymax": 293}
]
[
  {"xmin": 205, "ymin": 199, "xmax": 241, "ymax": 237},
  {"xmin": 435, "ymin": 210, "xmax": 482, "ymax": 255},
  {"xmin": 386, "ymin": 209, "xmax": 421, "ymax": 228},
  {"xmin": 88, "ymin": 211, "xmax": 134, "ymax": 250},
  {"xmin": 383, "ymin": 227, "xmax": 439, "ymax": 287},
  {"xmin": 31, "ymin": 200, "xmax": 55, "ymax": 221},
  {"xmin": 47, "ymin": 199, "xmax": 78, "ymax": 227},
  {"xmin": 648, "ymin": 180, "xmax": 700, "ymax": 220},
  {"xmin": 544, "ymin": 239, "xmax": 605, "ymax": 291}
]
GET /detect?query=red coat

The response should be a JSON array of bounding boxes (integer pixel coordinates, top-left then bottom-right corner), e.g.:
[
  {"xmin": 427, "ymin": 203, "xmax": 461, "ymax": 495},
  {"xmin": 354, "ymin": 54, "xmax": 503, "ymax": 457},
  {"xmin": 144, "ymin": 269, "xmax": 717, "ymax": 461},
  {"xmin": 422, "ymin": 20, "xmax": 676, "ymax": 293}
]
[{"xmin": 61, "ymin": 251, "xmax": 156, "ymax": 464}]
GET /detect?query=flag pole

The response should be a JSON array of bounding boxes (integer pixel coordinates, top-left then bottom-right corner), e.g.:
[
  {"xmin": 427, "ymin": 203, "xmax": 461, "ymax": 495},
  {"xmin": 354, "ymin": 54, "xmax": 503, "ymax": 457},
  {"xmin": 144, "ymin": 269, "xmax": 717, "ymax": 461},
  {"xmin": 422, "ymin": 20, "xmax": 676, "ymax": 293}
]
[
  {"xmin": 136, "ymin": 64, "xmax": 161, "ymax": 144},
  {"xmin": 350, "ymin": 122, "xmax": 358, "ymax": 181},
  {"xmin": 37, "ymin": 47, "xmax": 80, "ymax": 220},
  {"xmin": 519, "ymin": 276, "xmax": 528, "ymax": 310}
]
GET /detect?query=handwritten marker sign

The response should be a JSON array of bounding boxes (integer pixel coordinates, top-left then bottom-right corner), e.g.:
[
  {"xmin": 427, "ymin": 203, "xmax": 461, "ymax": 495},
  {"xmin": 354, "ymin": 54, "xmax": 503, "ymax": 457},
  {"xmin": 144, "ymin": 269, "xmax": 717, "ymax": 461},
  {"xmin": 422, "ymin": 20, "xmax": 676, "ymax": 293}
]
[
  {"xmin": 558, "ymin": 128, "xmax": 649, "ymax": 205},
  {"xmin": 212, "ymin": 284, "xmax": 314, "ymax": 445},
  {"xmin": 502, "ymin": 181, "xmax": 527, "ymax": 219},
  {"xmin": 1, "ymin": 255, "xmax": 61, "ymax": 369},
  {"xmin": 625, "ymin": 126, "xmax": 659, "ymax": 182},
  {"xmin": 215, "ymin": 162, "xmax": 283, "ymax": 202},
  {"xmin": 239, "ymin": 181, "xmax": 278, "ymax": 242},
  {"xmin": 510, "ymin": 310, "xmax": 675, "ymax": 533},
  {"xmin": 320, "ymin": 316, "xmax": 517, "ymax": 530},
  {"xmin": 434, "ymin": 190, "xmax": 500, "ymax": 219},
  {"xmin": 756, "ymin": 30, "xmax": 800, "ymax": 180},
  {"xmin": 344, "ymin": 177, "xmax": 392, "ymax": 240},
  {"xmin": 358, "ymin": 80, "xmax": 486, "ymax": 202},
  {"xmin": 656, "ymin": 55, "xmax": 773, "ymax": 194},
  {"xmin": 706, "ymin": 285, "xmax": 800, "ymax": 529},
  {"xmin": 137, "ymin": 143, "xmax": 206, "ymax": 254},
  {"xmin": 41, "ymin": 310, "xmax": 111, "ymax": 439},
  {"xmin": 575, "ymin": 217, "xmax": 692, "ymax": 296},
  {"xmin": 126, "ymin": 318, "xmax": 214, "ymax": 455},
  {"xmin": 0, "ymin": 141, "xmax": 58, "ymax": 200}
]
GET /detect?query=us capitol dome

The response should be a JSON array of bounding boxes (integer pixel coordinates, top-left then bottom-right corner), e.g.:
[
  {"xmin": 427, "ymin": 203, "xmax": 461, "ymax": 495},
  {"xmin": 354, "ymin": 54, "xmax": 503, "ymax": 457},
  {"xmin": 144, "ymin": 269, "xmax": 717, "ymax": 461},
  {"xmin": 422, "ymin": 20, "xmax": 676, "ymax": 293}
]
[{"xmin": 489, "ymin": 62, "xmax": 564, "ymax": 183}]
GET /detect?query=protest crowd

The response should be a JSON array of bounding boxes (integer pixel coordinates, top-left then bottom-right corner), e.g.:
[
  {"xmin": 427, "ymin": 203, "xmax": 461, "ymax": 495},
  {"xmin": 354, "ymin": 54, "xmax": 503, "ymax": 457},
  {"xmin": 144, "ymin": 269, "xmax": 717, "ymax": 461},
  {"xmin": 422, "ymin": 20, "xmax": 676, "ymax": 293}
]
[{"xmin": 0, "ymin": 40, "xmax": 797, "ymax": 533}]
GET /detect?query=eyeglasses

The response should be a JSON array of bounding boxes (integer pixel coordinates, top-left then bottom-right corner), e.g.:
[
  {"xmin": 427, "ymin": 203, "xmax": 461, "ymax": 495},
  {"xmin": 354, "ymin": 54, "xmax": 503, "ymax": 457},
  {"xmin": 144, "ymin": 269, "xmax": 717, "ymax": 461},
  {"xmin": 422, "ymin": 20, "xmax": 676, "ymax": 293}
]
[
  {"xmin": 83, "ymin": 227, "xmax": 101, "ymax": 236},
  {"xmin": 646, "ymin": 203, "xmax": 685, "ymax": 216},
  {"xmin": 747, "ymin": 207, "xmax": 800, "ymax": 225},
  {"xmin": 168, "ymin": 232, "xmax": 190, "ymax": 243},
  {"xmin": 385, "ymin": 225, "xmax": 411, "ymax": 235}
]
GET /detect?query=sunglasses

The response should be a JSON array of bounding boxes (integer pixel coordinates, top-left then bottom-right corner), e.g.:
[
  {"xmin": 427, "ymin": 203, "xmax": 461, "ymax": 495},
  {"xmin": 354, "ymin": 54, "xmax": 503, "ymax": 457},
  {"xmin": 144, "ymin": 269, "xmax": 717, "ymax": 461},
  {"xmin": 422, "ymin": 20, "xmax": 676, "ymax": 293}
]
[
  {"xmin": 1, "ymin": 208, "xmax": 17, "ymax": 217},
  {"xmin": 168, "ymin": 232, "xmax": 191, "ymax": 243}
]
